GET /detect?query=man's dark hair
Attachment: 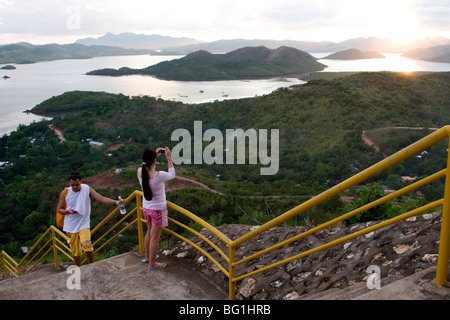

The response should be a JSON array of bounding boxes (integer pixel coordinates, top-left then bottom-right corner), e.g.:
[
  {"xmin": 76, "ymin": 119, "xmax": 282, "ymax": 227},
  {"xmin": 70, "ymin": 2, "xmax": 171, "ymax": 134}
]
[{"xmin": 69, "ymin": 172, "xmax": 82, "ymax": 181}]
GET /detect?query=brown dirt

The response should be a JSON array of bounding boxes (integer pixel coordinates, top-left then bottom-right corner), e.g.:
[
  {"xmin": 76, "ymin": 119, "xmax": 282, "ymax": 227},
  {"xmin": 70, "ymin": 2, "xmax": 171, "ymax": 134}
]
[{"xmin": 82, "ymin": 172, "xmax": 223, "ymax": 194}]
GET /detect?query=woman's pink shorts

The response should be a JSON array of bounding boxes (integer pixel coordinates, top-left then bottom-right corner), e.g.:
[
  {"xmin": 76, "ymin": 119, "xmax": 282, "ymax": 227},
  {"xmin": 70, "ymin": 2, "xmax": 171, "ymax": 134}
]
[{"xmin": 143, "ymin": 208, "xmax": 169, "ymax": 228}]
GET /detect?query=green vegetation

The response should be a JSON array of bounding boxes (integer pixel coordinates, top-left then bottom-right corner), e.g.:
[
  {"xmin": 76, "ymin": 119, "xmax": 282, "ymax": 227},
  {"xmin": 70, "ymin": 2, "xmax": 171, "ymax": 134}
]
[
  {"xmin": 0, "ymin": 64, "xmax": 16, "ymax": 70},
  {"xmin": 87, "ymin": 46, "xmax": 326, "ymax": 80},
  {"xmin": 1, "ymin": 71, "xmax": 449, "ymax": 258},
  {"xmin": 323, "ymin": 48, "xmax": 385, "ymax": 60},
  {"xmin": 0, "ymin": 43, "xmax": 150, "ymax": 64},
  {"xmin": 32, "ymin": 91, "xmax": 122, "ymax": 115}
]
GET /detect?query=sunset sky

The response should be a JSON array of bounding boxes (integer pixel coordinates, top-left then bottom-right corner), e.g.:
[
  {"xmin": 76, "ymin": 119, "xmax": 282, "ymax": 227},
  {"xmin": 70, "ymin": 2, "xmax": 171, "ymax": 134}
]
[{"xmin": 0, "ymin": 0, "xmax": 449, "ymax": 44}]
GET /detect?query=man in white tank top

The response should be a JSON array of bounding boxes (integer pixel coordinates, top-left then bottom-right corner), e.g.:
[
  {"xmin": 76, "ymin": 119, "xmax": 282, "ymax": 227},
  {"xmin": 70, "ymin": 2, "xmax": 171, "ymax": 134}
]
[{"xmin": 57, "ymin": 172, "xmax": 123, "ymax": 266}]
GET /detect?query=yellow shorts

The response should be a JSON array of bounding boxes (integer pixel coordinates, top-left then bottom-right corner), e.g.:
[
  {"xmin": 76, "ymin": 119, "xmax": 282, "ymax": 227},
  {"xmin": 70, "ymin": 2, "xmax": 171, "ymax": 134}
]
[{"xmin": 67, "ymin": 228, "xmax": 93, "ymax": 257}]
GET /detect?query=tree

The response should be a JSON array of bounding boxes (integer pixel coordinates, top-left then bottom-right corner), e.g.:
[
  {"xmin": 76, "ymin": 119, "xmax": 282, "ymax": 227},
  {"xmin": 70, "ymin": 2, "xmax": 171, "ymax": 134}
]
[{"xmin": 343, "ymin": 183, "xmax": 396, "ymax": 226}]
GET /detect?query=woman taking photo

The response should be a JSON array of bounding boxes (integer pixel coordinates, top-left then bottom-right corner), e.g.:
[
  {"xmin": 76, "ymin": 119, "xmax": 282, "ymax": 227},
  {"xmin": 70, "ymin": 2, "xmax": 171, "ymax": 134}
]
[{"xmin": 137, "ymin": 147, "xmax": 175, "ymax": 271}]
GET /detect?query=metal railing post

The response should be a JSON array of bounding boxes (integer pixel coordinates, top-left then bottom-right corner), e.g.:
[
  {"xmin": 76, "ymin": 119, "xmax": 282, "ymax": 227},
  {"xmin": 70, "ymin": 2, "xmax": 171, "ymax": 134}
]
[
  {"xmin": 1, "ymin": 253, "xmax": 7, "ymax": 280},
  {"xmin": 51, "ymin": 228, "xmax": 60, "ymax": 270},
  {"xmin": 136, "ymin": 191, "xmax": 145, "ymax": 254},
  {"xmin": 436, "ymin": 139, "xmax": 450, "ymax": 287},
  {"xmin": 229, "ymin": 244, "xmax": 236, "ymax": 300}
]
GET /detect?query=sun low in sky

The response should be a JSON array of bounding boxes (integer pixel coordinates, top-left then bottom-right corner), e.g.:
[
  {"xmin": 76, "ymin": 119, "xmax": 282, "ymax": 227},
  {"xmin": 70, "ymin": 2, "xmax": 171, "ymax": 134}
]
[{"xmin": 0, "ymin": 0, "xmax": 448, "ymax": 44}]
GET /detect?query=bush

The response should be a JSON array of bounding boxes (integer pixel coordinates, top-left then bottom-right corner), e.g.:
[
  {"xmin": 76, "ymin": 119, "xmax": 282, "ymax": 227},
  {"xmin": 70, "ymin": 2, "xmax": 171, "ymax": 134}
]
[{"xmin": 343, "ymin": 183, "xmax": 396, "ymax": 226}]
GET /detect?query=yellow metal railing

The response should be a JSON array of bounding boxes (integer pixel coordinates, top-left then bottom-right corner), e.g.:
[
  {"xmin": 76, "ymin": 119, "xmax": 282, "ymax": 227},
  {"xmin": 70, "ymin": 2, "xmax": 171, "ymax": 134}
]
[
  {"xmin": 1, "ymin": 125, "xmax": 450, "ymax": 300},
  {"xmin": 1, "ymin": 225, "xmax": 72, "ymax": 279},
  {"xmin": 224, "ymin": 125, "xmax": 450, "ymax": 299}
]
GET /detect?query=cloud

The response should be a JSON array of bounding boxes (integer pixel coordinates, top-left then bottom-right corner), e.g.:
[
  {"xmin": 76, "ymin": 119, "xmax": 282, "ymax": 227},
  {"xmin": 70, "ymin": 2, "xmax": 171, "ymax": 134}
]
[
  {"xmin": 414, "ymin": 0, "xmax": 450, "ymax": 31},
  {"xmin": 0, "ymin": 0, "xmax": 448, "ymax": 44}
]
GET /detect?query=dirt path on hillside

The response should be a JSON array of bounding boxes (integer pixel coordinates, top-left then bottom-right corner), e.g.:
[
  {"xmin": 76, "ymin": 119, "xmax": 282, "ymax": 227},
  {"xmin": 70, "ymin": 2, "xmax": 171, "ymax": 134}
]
[
  {"xmin": 171, "ymin": 175, "xmax": 224, "ymax": 195},
  {"xmin": 361, "ymin": 131, "xmax": 380, "ymax": 152},
  {"xmin": 48, "ymin": 124, "xmax": 65, "ymax": 142},
  {"xmin": 83, "ymin": 173, "xmax": 225, "ymax": 195},
  {"xmin": 361, "ymin": 126, "xmax": 439, "ymax": 155}
]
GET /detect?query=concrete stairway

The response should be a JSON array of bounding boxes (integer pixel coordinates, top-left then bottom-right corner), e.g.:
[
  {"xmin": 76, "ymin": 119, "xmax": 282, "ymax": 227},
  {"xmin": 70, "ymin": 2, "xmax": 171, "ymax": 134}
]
[
  {"xmin": 299, "ymin": 266, "xmax": 450, "ymax": 300},
  {"xmin": 0, "ymin": 251, "xmax": 227, "ymax": 300}
]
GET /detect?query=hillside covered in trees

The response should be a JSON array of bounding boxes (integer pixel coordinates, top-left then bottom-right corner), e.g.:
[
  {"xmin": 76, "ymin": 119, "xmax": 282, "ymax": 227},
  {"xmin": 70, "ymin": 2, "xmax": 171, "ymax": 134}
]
[
  {"xmin": 87, "ymin": 46, "xmax": 326, "ymax": 80},
  {"xmin": 1, "ymin": 71, "xmax": 449, "ymax": 257},
  {"xmin": 0, "ymin": 43, "xmax": 150, "ymax": 64}
]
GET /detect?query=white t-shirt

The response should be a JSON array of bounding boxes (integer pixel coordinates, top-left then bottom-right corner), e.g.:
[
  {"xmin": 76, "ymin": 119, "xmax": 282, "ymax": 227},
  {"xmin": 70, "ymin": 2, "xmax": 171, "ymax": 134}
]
[
  {"xmin": 138, "ymin": 167, "xmax": 175, "ymax": 210},
  {"xmin": 63, "ymin": 184, "xmax": 91, "ymax": 233}
]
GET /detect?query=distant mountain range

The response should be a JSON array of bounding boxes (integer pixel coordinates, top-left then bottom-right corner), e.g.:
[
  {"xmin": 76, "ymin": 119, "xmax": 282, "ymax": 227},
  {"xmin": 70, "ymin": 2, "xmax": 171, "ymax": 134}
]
[
  {"xmin": 75, "ymin": 32, "xmax": 203, "ymax": 50},
  {"xmin": 75, "ymin": 32, "xmax": 450, "ymax": 55},
  {"xmin": 2, "ymin": 33, "xmax": 450, "ymax": 65},
  {"xmin": 87, "ymin": 46, "xmax": 326, "ymax": 80}
]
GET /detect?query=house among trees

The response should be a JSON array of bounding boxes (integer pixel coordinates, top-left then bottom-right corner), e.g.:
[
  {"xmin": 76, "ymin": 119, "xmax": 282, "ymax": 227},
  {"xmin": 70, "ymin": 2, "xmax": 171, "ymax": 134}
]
[
  {"xmin": 89, "ymin": 140, "xmax": 105, "ymax": 148},
  {"xmin": 401, "ymin": 176, "xmax": 418, "ymax": 183}
]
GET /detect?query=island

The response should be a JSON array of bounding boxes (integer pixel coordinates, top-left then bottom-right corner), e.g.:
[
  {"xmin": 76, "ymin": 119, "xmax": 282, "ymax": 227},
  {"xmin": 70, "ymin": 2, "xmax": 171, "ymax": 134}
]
[
  {"xmin": 87, "ymin": 46, "xmax": 327, "ymax": 81},
  {"xmin": 1, "ymin": 65, "xmax": 16, "ymax": 70},
  {"xmin": 403, "ymin": 45, "xmax": 450, "ymax": 63},
  {"xmin": 323, "ymin": 48, "xmax": 385, "ymax": 60},
  {"xmin": 0, "ymin": 43, "xmax": 152, "ymax": 64}
]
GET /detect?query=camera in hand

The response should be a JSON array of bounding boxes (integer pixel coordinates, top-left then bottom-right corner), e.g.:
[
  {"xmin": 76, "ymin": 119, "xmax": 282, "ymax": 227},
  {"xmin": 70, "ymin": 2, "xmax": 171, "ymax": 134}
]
[{"xmin": 159, "ymin": 148, "xmax": 165, "ymax": 154}]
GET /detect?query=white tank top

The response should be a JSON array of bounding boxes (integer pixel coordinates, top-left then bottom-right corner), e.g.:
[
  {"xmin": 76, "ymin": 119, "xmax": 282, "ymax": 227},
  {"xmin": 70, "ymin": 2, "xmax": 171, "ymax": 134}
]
[{"xmin": 63, "ymin": 184, "xmax": 91, "ymax": 233}]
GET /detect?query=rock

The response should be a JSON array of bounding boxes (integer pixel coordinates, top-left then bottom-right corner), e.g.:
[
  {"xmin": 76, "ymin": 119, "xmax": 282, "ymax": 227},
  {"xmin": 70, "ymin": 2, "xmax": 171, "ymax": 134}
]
[
  {"xmin": 292, "ymin": 271, "xmax": 311, "ymax": 284},
  {"xmin": 365, "ymin": 231, "xmax": 375, "ymax": 238},
  {"xmin": 270, "ymin": 280, "xmax": 283, "ymax": 288},
  {"xmin": 382, "ymin": 260, "xmax": 393, "ymax": 267},
  {"xmin": 283, "ymin": 291, "xmax": 299, "ymax": 300},
  {"xmin": 371, "ymin": 252, "xmax": 386, "ymax": 262},
  {"xmin": 176, "ymin": 251, "xmax": 189, "ymax": 258},
  {"xmin": 346, "ymin": 252, "xmax": 355, "ymax": 259},
  {"xmin": 410, "ymin": 240, "xmax": 421, "ymax": 250},
  {"xmin": 393, "ymin": 244, "xmax": 410, "ymax": 254},
  {"xmin": 239, "ymin": 278, "xmax": 256, "ymax": 298},
  {"xmin": 421, "ymin": 254, "xmax": 438, "ymax": 263},
  {"xmin": 403, "ymin": 227, "xmax": 418, "ymax": 234},
  {"xmin": 209, "ymin": 264, "xmax": 221, "ymax": 272},
  {"xmin": 286, "ymin": 259, "xmax": 303, "ymax": 272},
  {"xmin": 315, "ymin": 267, "xmax": 326, "ymax": 276},
  {"xmin": 164, "ymin": 210, "xmax": 445, "ymax": 300},
  {"xmin": 343, "ymin": 242, "xmax": 352, "ymax": 250}
]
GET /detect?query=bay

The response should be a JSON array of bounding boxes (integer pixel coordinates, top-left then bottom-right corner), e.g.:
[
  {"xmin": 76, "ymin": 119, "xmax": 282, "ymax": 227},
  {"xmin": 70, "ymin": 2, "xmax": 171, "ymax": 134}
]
[
  {"xmin": 1, "ymin": 52, "xmax": 450, "ymax": 136},
  {"xmin": 0, "ymin": 54, "xmax": 304, "ymax": 136},
  {"xmin": 315, "ymin": 53, "xmax": 450, "ymax": 72}
]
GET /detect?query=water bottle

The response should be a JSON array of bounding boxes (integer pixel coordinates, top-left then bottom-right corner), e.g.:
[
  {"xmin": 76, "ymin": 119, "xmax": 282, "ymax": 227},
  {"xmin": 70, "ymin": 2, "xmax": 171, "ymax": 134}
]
[{"xmin": 118, "ymin": 196, "xmax": 126, "ymax": 214}]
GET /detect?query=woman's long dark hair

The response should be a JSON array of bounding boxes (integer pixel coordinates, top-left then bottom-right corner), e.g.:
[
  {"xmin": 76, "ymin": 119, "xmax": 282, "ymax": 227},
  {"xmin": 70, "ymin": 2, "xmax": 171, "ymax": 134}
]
[{"xmin": 142, "ymin": 149, "xmax": 157, "ymax": 201}]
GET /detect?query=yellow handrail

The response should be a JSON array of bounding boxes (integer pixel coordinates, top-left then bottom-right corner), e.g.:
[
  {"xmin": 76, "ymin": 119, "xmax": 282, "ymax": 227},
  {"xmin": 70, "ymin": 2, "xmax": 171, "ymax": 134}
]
[
  {"xmin": 1, "ymin": 125, "xmax": 449, "ymax": 300},
  {"xmin": 225, "ymin": 125, "xmax": 450, "ymax": 299}
]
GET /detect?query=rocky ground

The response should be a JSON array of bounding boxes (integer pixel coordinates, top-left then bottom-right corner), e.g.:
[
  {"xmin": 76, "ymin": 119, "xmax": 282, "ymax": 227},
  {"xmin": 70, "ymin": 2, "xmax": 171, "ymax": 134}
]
[
  {"xmin": 1, "ymin": 211, "xmax": 448, "ymax": 300},
  {"xmin": 163, "ymin": 211, "xmax": 450, "ymax": 300}
]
